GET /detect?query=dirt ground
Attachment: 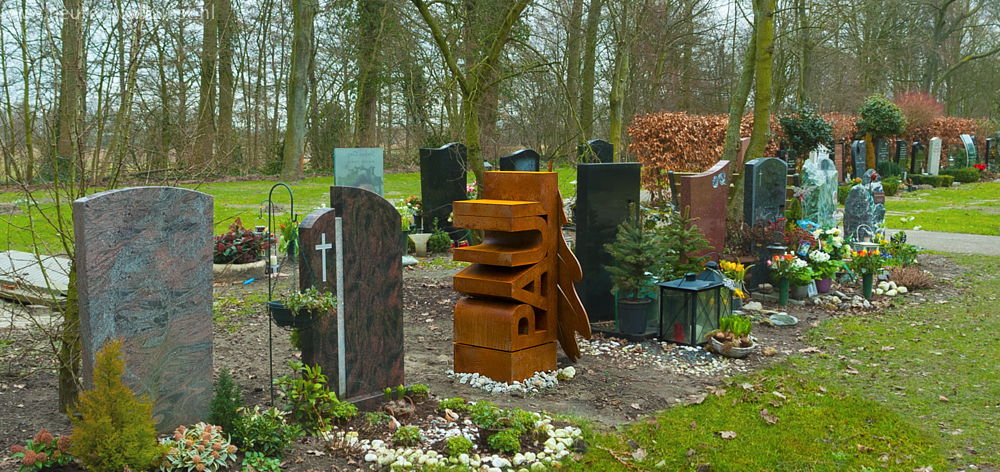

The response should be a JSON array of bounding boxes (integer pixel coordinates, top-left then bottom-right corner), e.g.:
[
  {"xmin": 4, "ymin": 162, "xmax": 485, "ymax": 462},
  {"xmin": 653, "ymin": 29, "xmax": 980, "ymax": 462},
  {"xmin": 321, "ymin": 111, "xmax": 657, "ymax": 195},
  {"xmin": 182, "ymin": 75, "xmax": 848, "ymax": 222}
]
[{"xmin": 0, "ymin": 254, "xmax": 963, "ymax": 470}]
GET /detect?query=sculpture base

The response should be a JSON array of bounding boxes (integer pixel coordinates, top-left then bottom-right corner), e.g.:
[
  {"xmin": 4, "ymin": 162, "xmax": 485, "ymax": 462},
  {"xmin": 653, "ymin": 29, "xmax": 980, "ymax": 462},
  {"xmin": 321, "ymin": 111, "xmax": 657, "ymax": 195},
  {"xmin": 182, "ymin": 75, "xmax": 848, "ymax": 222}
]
[{"xmin": 453, "ymin": 342, "xmax": 556, "ymax": 383}]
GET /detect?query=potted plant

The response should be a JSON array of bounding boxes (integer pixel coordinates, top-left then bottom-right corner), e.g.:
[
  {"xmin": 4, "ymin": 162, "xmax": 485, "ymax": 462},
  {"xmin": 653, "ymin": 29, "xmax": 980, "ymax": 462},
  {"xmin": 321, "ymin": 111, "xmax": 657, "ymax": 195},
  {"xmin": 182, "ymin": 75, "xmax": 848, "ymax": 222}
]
[
  {"xmin": 268, "ymin": 287, "xmax": 336, "ymax": 328},
  {"xmin": 278, "ymin": 218, "xmax": 298, "ymax": 259},
  {"xmin": 604, "ymin": 215, "xmax": 661, "ymax": 335},
  {"xmin": 848, "ymin": 248, "xmax": 886, "ymax": 300},
  {"xmin": 706, "ymin": 314, "xmax": 754, "ymax": 358},
  {"xmin": 807, "ymin": 250, "xmax": 839, "ymax": 293},
  {"xmin": 404, "ymin": 195, "xmax": 423, "ymax": 232},
  {"xmin": 717, "ymin": 260, "xmax": 751, "ymax": 308},
  {"xmin": 767, "ymin": 253, "xmax": 814, "ymax": 305}
]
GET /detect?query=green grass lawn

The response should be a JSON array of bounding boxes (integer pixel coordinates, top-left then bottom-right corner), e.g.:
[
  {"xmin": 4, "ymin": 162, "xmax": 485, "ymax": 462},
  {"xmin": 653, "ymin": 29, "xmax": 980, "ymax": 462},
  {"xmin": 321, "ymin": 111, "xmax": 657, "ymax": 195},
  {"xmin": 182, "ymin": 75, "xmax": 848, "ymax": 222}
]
[
  {"xmin": 0, "ymin": 168, "xmax": 578, "ymax": 253},
  {"xmin": 569, "ymin": 254, "xmax": 999, "ymax": 471},
  {"xmin": 883, "ymin": 182, "xmax": 1000, "ymax": 235}
]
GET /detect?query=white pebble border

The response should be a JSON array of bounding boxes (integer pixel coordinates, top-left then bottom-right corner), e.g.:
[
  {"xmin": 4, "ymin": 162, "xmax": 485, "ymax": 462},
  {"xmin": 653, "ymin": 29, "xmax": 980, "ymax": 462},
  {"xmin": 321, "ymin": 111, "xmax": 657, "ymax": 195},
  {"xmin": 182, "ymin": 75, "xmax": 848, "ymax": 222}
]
[
  {"xmin": 446, "ymin": 367, "xmax": 577, "ymax": 395},
  {"xmin": 327, "ymin": 415, "xmax": 582, "ymax": 471},
  {"xmin": 577, "ymin": 337, "xmax": 748, "ymax": 377}
]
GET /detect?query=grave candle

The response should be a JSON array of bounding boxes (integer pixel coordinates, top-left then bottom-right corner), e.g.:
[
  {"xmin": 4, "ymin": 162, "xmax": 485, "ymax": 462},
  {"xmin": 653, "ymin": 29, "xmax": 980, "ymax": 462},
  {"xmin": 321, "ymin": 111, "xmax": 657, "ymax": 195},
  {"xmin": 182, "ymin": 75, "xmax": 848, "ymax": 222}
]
[{"xmin": 269, "ymin": 254, "xmax": 278, "ymax": 267}]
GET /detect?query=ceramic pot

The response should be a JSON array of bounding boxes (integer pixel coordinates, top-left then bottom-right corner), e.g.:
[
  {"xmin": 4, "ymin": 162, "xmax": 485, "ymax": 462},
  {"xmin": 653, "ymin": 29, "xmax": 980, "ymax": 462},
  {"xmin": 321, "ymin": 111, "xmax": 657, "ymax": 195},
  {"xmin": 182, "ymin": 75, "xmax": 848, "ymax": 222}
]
[
  {"xmin": 710, "ymin": 337, "xmax": 755, "ymax": 358},
  {"xmin": 791, "ymin": 284, "xmax": 810, "ymax": 300}
]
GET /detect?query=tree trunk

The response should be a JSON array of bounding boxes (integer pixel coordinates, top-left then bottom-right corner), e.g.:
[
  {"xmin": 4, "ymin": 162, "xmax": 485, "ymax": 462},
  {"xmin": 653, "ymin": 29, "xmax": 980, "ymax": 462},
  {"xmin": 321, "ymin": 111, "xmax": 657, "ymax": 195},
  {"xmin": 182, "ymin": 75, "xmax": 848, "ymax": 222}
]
[
  {"xmin": 353, "ymin": 0, "xmax": 388, "ymax": 147},
  {"xmin": 281, "ymin": 0, "xmax": 318, "ymax": 180},
  {"xmin": 217, "ymin": 0, "xmax": 236, "ymax": 165},
  {"xmin": 194, "ymin": 0, "xmax": 218, "ymax": 167},
  {"xmin": 723, "ymin": 28, "xmax": 757, "ymax": 223},
  {"xmin": 55, "ymin": 0, "xmax": 84, "ymax": 181},
  {"xmin": 608, "ymin": 38, "xmax": 629, "ymax": 162},
  {"xmin": 579, "ymin": 0, "xmax": 603, "ymax": 139},
  {"xmin": 746, "ymin": 0, "xmax": 775, "ymax": 163},
  {"xmin": 58, "ymin": 261, "xmax": 80, "ymax": 412},
  {"xmin": 564, "ymin": 0, "xmax": 584, "ymax": 145}
]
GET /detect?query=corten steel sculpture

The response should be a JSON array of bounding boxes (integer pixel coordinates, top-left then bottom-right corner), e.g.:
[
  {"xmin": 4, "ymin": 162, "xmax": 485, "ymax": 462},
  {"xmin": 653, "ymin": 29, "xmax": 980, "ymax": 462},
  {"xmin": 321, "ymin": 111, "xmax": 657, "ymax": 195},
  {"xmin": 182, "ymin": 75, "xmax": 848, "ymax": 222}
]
[{"xmin": 451, "ymin": 171, "xmax": 591, "ymax": 382}]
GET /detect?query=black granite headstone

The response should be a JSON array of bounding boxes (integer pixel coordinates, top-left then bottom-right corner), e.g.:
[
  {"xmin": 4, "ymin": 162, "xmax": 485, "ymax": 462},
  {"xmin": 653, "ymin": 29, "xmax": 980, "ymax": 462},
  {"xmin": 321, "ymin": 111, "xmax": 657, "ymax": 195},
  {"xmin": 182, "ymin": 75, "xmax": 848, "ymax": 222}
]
[
  {"xmin": 579, "ymin": 139, "xmax": 613, "ymax": 163},
  {"xmin": 743, "ymin": 158, "xmax": 788, "ymax": 227},
  {"xmin": 851, "ymin": 140, "xmax": 867, "ymax": 179},
  {"xmin": 874, "ymin": 138, "xmax": 890, "ymax": 166},
  {"xmin": 894, "ymin": 140, "xmax": 907, "ymax": 164},
  {"xmin": 419, "ymin": 143, "xmax": 467, "ymax": 232},
  {"xmin": 499, "ymin": 148, "xmax": 541, "ymax": 171},
  {"xmin": 574, "ymin": 163, "xmax": 640, "ymax": 323},
  {"xmin": 910, "ymin": 142, "xmax": 924, "ymax": 174}
]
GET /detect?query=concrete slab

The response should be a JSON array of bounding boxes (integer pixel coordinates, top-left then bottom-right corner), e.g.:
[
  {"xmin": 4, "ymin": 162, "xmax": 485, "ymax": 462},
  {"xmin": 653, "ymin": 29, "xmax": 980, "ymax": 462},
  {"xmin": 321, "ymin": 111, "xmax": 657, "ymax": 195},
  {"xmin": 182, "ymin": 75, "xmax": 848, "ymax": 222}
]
[
  {"xmin": 0, "ymin": 251, "xmax": 70, "ymax": 305},
  {"xmin": 885, "ymin": 229, "xmax": 1000, "ymax": 256}
]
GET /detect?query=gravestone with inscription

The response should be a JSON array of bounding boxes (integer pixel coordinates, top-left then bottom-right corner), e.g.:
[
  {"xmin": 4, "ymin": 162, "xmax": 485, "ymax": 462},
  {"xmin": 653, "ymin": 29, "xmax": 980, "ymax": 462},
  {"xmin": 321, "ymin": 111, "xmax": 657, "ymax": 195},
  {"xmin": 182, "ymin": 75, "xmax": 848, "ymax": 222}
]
[
  {"xmin": 298, "ymin": 187, "xmax": 403, "ymax": 405},
  {"xmin": 910, "ymin": 141, "xmax": 925, "ymax": 174},
  {"xmin": 802, "ymin": 155, "xmax": 838, "ymax": 228},
  {"xmin": 959, "ymin": 134, "xmax": 978, "ymax": 166},
  {"xmin": 579, "ymin": 139, "xmax": 613, "ymax": 163},
  {"xmin": 420, "ymin": 143, "xmax": 467, "ymax": 232},
  {"xmin": 844, "ymin": 171, "xmax": 885, "ymax": 242},
  {"xmin": 986, "ymin": 138, "xmax": 997, "ymax": 171},
  {"xmin": 894, "ymin": 140, "xmax": 907, "ymax": 164},
  {"xmin": 927, "ymin": 137, "xmax": 942, "ymax": 175},
  {"xmin": 679, "ymin": 161, "xmax": 730, "ymax": 259},
  {"xmin": 575, "ymin": 163, "xmax": 640, "ymax": 322},
  {"xmin": 499, "ymin": 148, "xmax": 541, "ymax": 172},
  {"xmin": 334, "ymin": 148, "xmax": 384, "ymax": 196},
  {"xmin": 851, "ymin": 140, "xmax": 867, "ymax": 179},
  {"xmin": 743, "ymin": 158, "xmax": 788, "ymax": 227},
  {"xmin": 74, "ymin": 187, "xmax": 213, "ymax": 432},
  {"xmin": 874, "ymin": 138, "xmax": 890, "ymax": 166}
]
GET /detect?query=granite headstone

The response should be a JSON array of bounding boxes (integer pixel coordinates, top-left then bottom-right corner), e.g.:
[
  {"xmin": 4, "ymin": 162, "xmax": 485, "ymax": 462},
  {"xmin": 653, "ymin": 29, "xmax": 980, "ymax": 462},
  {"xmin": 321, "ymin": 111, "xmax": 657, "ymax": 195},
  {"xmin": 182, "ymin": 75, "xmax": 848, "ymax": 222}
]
[
  {"xmin": 74, "ymin": 187, "xmax": 213, "ymax": 432},
  {"xmin": 579, "ymin": 139, "xmax": 613, "ymax": 163},
  {"xmin": 334, "ymin": 148, "xmax": 384, "ymax": 196},
  {"xmin": 894, "ymin": 140, "xmax": 907, "ymax": 164},
  {"xmin": 959, "ymin": 134, "xmax": 978, "ymax": 166},
  {"xmin": 851, "ymin": 140, "xmax": 867, "ymax": 179},
  {"xmin": 986, "ymin": 138, "xmax": 996, "ymax": 171},
  {"xmin": 419, "ymin": 142, "xmax": 467, "ymax": 232},
  {"xmin": 874, "ymin": 138, "xmax": 890, "ymax": 166},
  {"xmin": 499, "ymin": 148, "xmax": 541, "ymax": 172},
  {"xmin": 575, "ymin": 163, "xmax": 640, "ymax": 322},
  {"xmin": 910, "ymin": 141, "xmax": 924, "ymax": 174},
  {"xmin": 679, "ymin": 160, "xmax": 730, "ymax": 259},
  {"xmin": 298, "ymin": 187, "xmax": 403, "ymax": 405},
  {"xmin": 735, "ymin": 137, "xmax": 752, "ymax": 169},
  {"xmin": 834, "ymin": 139, "xmax": 846, "ymax": 183},
  {"xmin": 928, "ymin": 137, "xmax": 942, "ymax": 175},
  {"xmin": 743, "ymin": 157, "xmax": 788, "ymax": 227}
]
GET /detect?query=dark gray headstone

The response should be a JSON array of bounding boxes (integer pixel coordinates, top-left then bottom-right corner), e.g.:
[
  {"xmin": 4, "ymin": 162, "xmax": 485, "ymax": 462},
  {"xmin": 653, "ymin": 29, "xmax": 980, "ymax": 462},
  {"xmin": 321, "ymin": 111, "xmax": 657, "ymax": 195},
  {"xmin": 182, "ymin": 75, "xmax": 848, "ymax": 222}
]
[
  {"xmin": 910, "ymin": 142, "xmax": 924, "ymax": 174},
  {"xmin": 743, "ymin": 158, "xmax": 788, "ymax": 226},
  {"xmin": 894, "ymin": 140, "xmax": 907, "ymax": 164},
  {"xmin": 579, "ymin": 139, "xmax": 613, "ymax": 163},
  {"xmin": 499, "ymin": 148, "xmax": 541, "ymax": 172},
  {"xmin": 74, "ymin": 187, "xmax": 213, "ymax": 432},
  {"xmin": 419, "ymin": 143, "xmax": 467, "ymax": 232},
  {"xmin": 851, "ymin": 140, "xmax": 867, "ymax": 179},
  {"xmin": 874, "ymin": 138, "xmax": 890, "ymax": 165},
  {"xmin": 575, "ymin": 163, "xmax": 640, "ymax": 323},
  {"xmin": 844, "ymin": 172, "xmax": 885, "ymax": 242},
  {"xmin": 298, "ymin": 187, "xmax": 403, "ymax": 405}
]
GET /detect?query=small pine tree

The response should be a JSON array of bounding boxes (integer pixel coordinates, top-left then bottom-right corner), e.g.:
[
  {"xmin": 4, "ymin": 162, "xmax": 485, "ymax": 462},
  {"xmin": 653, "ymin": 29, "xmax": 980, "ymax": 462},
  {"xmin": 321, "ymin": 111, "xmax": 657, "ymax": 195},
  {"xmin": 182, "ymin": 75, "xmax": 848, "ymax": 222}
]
[
  {"xmin": 657, "ymin": 209, "xmax": 710, "ymax": 280},
  {"xmin": 208, "ymin": 369, "xmax": 244, "ymax": 435},
  {"xmin": 603, "ymin": 215, "xmax": 660, "ymax": 300},
  {"xmin": 69, "ymin": 339, "xmax": 164, "ymax": 472}
]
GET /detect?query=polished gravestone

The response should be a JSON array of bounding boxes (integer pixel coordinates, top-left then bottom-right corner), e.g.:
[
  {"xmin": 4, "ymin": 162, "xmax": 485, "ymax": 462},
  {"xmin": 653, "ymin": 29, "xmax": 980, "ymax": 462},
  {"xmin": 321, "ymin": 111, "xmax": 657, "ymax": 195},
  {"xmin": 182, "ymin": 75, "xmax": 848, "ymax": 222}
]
[
  {"xmin": 851, "ymin": 140, "xmax": 866, "ymax": 179},
  {"xmin": 928, "ymin": 137, "xmax": 942, "ymax": 175},
  {"xmin": 74, "ymin": 187, "xmax": 213, "ymax": 432},
  {"xmin": 575, "ymin": 163, "xmax": 640, "ymax": 322},
  {"xmin": 579, "ymin": 139, "xmax": 613, "ymax": 163},
  {"xmin": 959, "ymin": 134, "xmax": 978, "ymax": 166},
  {"xmin": 679, "ymin": 160, "xmax": 730, "ymax": 258},
  {"xmin": 499, "ymin": 148, "xmax": 541, "ymax": 172},
  {"xmin": 894, "ymin": 140, "xmax": 907, "ymax": 164},
  {"xmin": 298, "ymin": 187, "xmax": 403, "ymax": 405},
  {"xmin": 743, "ymin": 157, "xmax": 788, "ymax": 227},
  {"xmin": 910, "ymin": 141, "xmax": 925, "ymax": 174},
  {"xmin": 419, "ymin": 143, "xmax": 467, "ymax": 232},
  {"xmin": 874, "ymin": 138, "xmax": 890, "ymax": 166},
  {"xmin": 987, "ymin": 138, "xmax": 997, "ymax": 171},
  {"xmin": 334, "ymin": 148, "xmax": 384, "ymax": 196}
]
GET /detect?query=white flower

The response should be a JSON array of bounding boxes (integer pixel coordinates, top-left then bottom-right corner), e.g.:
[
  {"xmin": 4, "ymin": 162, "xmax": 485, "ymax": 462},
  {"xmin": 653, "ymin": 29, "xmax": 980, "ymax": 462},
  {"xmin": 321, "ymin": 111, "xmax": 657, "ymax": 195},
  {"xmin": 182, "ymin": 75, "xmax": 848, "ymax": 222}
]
[
  {"xmin": 791, "ymin": 258, "xmax": 808, "ymax": 269},
  {"xmin": 809, "ymin": 250, "xmax": 830, "ymax": 263}
]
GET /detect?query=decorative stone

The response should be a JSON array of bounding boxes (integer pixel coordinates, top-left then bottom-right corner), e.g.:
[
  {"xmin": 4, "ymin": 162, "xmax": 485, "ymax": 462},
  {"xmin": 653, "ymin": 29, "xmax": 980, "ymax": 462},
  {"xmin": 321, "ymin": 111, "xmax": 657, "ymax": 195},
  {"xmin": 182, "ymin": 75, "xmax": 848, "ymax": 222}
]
[
  {"xmin": 574, "ymin": 163, "xmax": 641, "ymax": 322},
  {"xmin": 334, "ymin": 148, "xmax": 384, "ymax": 196},
  {"xmin": 743, "ymin": 157, "xmax": 787, "ymax": 227},
  {"xmin": 499, "ymin": 148, "xmax": 541, "ymax": 172},
  {"xmin": 74, "ymin": 187, "xmax": 213, "ymax": 432},
  {"xmin": 298, "ymin": 187, "xmax": 404, "ymax": 405},
  {"xmin": 679, "ymin": 160, "xmax": 730, "ymax": 258},
  {"xmin": 419, "ymin": 143, "xmax": 467, "ymax": 232}
]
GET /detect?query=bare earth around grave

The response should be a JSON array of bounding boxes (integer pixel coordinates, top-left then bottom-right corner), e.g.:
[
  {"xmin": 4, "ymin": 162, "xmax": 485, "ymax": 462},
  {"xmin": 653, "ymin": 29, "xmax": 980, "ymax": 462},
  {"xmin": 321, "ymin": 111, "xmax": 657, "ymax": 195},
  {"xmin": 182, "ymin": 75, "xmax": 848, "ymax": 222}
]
[{"xmin": 0, "ymin": 254, "xmax": 963, "ymax": 470}]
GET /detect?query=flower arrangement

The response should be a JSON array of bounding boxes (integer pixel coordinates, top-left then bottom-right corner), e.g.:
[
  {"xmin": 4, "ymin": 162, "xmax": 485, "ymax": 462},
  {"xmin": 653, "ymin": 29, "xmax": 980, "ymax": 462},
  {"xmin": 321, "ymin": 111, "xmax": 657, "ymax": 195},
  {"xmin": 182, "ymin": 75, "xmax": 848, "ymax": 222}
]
[
  {"xmin": 808, "ymin": 250, "xmax": 839, "ymax": 279},
  {"xmin": 718, "ymin": 260, "xmax": 750, "ymax": 299},
  {"xmin": 466, "ymin": 182, "xmax": 477, "ymax": 199},
  {"xmin": 879, "ymin": 231, "xmax": 920, "ymax": 267},
  {"xmin": 278, "ymin": 218, "xmax": 298, "ymax": 254},
  {"xmin": 848, "ymin": 249, "xmax": 886, "ymax": 275},
  {"xmin": 8, "ymin": 429, "xmax": 73, "ymax": 472},
  {"xmin": 404, "ymin": 195, "xmax": 423, "ymax": 216},
  {"xmin": 813, "ymin": 227, "xmax": 847, "ymax": 260},
  {"xmin": 213, "ymin": 218, "xmax": 274, "ymax": 264},
  {"xmin": 767, "ymin": 253, "xmax": 814, "ymax": 287},
  {"xmin": 973, "ymin": 163, "xmax": 986, "ymax": 171},
  {"xmin": 160, "ymin": 423, "xmax": 238, "ymax": 472}
]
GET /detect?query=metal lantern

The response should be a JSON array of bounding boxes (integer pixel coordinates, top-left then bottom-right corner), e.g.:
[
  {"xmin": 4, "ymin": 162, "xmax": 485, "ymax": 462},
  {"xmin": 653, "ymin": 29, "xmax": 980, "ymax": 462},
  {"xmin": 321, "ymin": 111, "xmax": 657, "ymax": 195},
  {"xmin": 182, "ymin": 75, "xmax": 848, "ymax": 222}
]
[{"xmin": 658, "ymin": 268, "xmax": 732, "ymax": 346}]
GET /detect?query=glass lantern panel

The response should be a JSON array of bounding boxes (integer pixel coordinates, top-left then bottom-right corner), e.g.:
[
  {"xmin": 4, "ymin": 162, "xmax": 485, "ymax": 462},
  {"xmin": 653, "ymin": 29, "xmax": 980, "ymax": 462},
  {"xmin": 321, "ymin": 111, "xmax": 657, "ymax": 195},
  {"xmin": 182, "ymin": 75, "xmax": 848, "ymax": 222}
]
[
  {"xmin": 659, "ymin": 289, "xmax": 691, "ymax": 344},
  {"xmin": 695, "ymin": 289, "xmax": 718, "ymax": 344}
]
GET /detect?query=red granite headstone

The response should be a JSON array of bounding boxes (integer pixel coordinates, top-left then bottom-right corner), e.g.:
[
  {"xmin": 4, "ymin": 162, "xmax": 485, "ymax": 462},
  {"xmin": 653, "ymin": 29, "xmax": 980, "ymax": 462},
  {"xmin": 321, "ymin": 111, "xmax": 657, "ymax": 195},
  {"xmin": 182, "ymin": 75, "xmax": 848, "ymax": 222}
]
[
  {"xmin": 834, "ymin": 141, "xmax": 845, "ymax": 183},
  {"xmin": 735, "ymin": 137, "xmax": 751, "ymax": 169},
  {"xmin": 680, "ymin": 160, "xmax": 731, "ymax": 259}
]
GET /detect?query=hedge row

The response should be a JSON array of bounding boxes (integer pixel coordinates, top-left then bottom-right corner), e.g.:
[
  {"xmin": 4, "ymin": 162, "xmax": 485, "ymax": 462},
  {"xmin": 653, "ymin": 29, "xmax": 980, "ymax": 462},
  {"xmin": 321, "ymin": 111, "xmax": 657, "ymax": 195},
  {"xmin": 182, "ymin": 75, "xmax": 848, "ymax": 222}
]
[
  {"xmin": 909, "ymin": 174, "xmax": 955, "ymax": 187},
  {"xmin": 940, "ymin": 167, "xmax": 982, "ymax": 183}
]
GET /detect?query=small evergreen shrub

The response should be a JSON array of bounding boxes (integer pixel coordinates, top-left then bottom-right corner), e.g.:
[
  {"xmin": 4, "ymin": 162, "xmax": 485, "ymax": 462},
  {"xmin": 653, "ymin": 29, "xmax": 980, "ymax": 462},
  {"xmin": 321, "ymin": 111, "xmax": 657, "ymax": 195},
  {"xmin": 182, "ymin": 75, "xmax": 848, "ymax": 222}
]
[
  {"xmin": 274, "ymin": 361, "xmax": 357, "ymax": 434},
  {"xmin": 779, "ymin": 103, "xmax": 833, "ymax": 160},
  {"xmin": 231, "ymin": 406, "xmax": 302, "ymax": 458},
  {"xmin": 655, "ymin": 208, "xmax": 710, "ymax": 280},
  {"xmin": 487, "ymin": 429, "xmax": 521, "ymax": 454},
  {"xmin": 208, "ymin": 369, "xmax": 243, "ymax": 435},
  {"xmin": 427, "ymin": 221, "xmax": 453, "ymax": 254},
  {"xmin": 8, "ymin": 429, "xmax": 73, "ymax": 472},
  {"xmin": 876, "ymin": 160, "xmax": 902, "ymax": 178},
  {"xmin": 882, "ymin": 177, "xmax": 901, "ymax": 196},
  {"xmin": 604, "ymin": 214, "xmax": 660, "ymax": 299},
  {"xmin": 69, "ymin": 339, "xmax": 164, "ymax": 472},
  {"xmin": 445, "ymin": 436, "xmax": 474, "ymax": 457},
  {"xmin": 940, "ymin": 167, "xmax": 981, "ymax": 183},
  {"xmin": 437, "ymin": 397, "xmax": 468, "ymax": 413},
  {"xmin": 242, "ymin": 452, "xmax": 281, "ymax": 472},
  {"xmin": 392, "ymin": 426, "xmax": 422, "ymax": 446},
  {"xmin": 856, "ymin": 95, "xmax": 907, "ymax": 138},
  {"xmin": 160, "ymin": 423, "xmax": 238, "ymax": 472}
]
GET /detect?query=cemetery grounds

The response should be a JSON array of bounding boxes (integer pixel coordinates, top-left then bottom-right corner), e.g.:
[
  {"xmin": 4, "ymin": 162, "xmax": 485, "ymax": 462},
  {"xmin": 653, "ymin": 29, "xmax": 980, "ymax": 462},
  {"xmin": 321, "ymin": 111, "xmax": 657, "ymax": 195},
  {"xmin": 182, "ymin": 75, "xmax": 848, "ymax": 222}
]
[{"xmin": 0, "ymin": 174, "xmax": 998, "ymax": 471}]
